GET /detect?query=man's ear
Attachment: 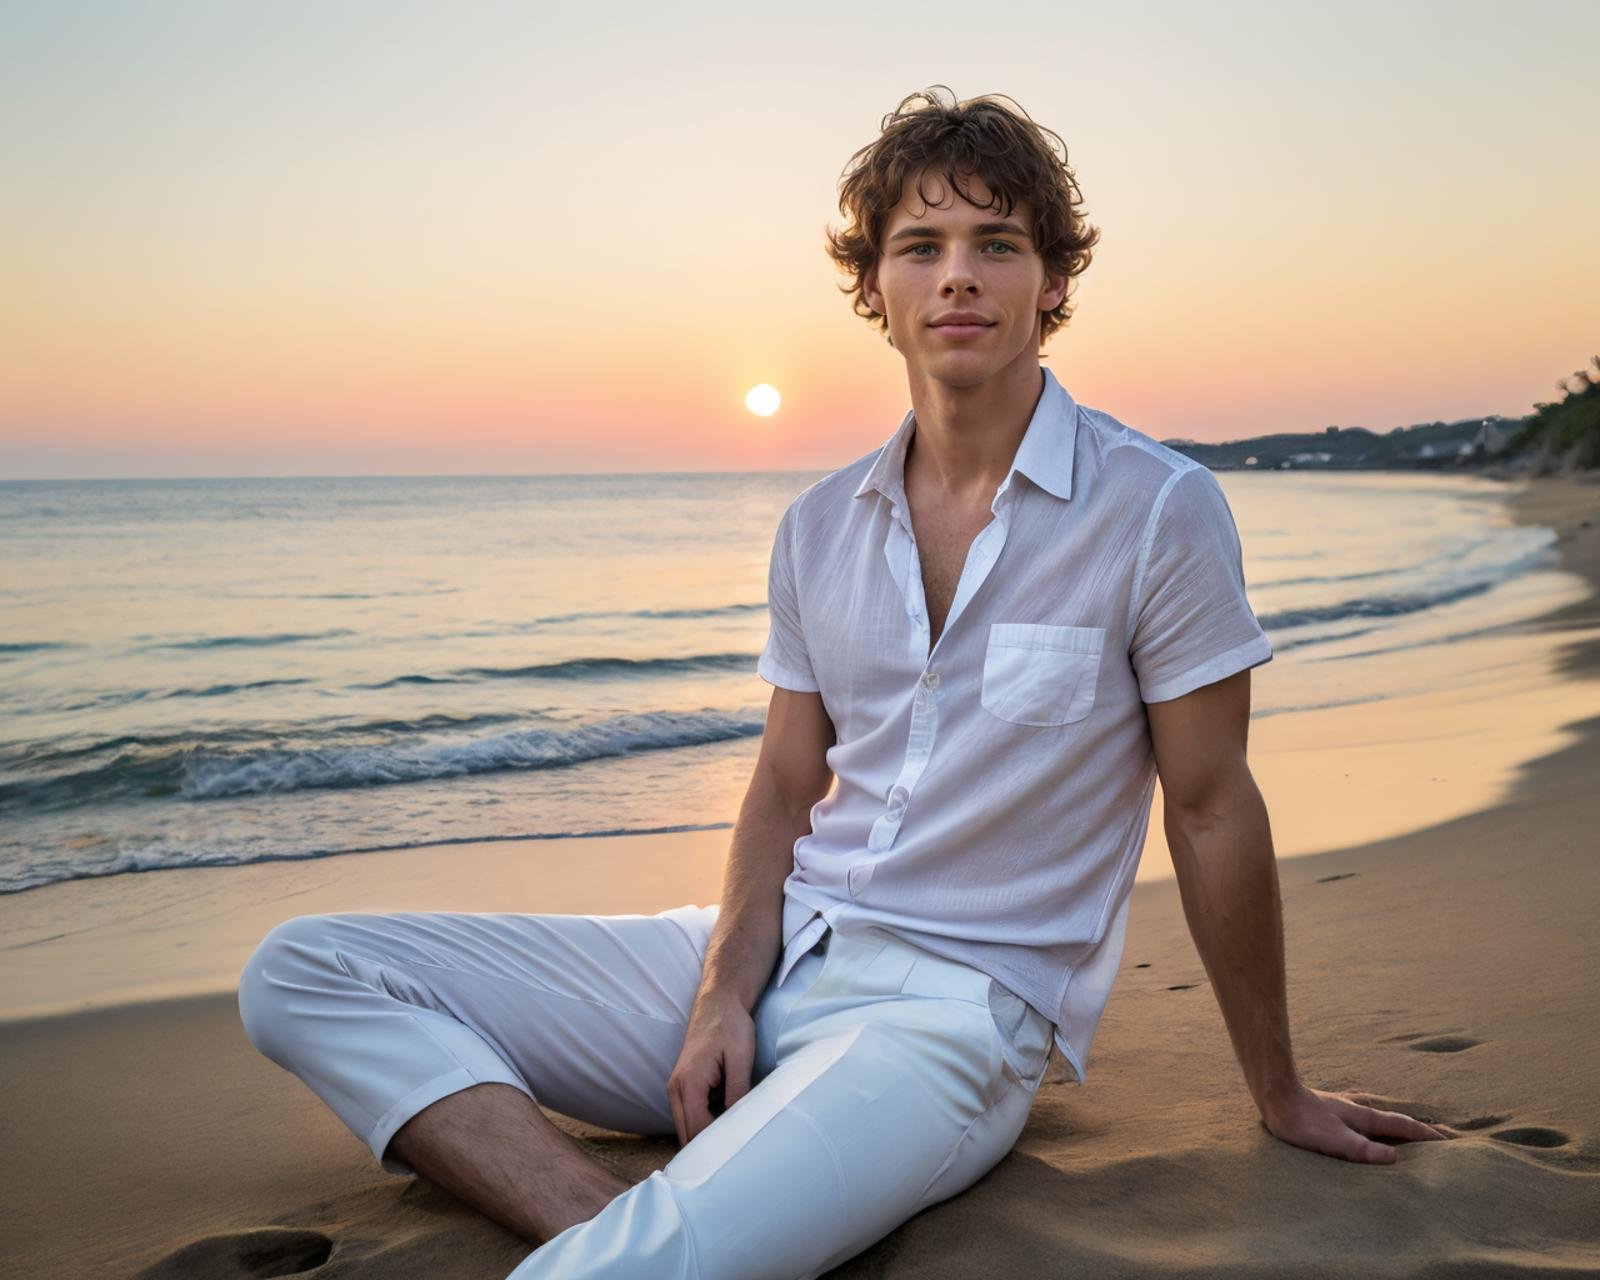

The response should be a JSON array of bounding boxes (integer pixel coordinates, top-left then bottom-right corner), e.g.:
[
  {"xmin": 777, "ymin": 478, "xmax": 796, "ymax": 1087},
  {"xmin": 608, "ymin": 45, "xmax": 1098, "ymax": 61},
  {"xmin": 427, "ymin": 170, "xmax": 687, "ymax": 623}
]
[
  {"xmin": 1040, "ymin": 267, "xmax": 1068, "ymax": 312},
  {"xmin": 862, "ymin": 263, "xmax": 884, "ymax": 316}
]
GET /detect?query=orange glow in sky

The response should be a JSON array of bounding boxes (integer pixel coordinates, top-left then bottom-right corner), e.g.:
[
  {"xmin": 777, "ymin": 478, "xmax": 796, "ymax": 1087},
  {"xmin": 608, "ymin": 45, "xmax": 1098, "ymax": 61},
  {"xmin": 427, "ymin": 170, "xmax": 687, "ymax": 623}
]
[{"xmin": 2, "ymin": 2, "xmax": 1596, "ymax": 478}]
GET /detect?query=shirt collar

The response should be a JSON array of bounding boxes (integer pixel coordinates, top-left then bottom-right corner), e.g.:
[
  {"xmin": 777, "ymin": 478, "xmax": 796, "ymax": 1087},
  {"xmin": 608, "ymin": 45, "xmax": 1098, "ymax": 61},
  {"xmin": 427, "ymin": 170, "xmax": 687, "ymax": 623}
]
[{"xmin": 851, "ymin": 364, "xmax": 1078, "ymax": 507}]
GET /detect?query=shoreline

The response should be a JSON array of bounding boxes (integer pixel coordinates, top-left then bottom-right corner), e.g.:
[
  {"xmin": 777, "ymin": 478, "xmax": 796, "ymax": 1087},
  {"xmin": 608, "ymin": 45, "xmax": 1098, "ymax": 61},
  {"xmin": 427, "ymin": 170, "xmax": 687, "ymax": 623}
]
[
  {"xmin": 3, "ymin": 473, "xmax": 1598, "ymax": 1278},
  {"xmin": 6, "ymin": 478, "xmax": 1599, "ymax": 1025}
]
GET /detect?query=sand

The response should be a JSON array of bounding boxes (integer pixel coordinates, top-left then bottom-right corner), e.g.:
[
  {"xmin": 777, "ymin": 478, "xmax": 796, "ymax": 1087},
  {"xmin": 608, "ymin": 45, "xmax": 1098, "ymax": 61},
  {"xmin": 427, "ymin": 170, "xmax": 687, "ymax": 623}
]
[{"xmin": 3, "ymin": 473, "xmax": 1598, "ymax": 1279}]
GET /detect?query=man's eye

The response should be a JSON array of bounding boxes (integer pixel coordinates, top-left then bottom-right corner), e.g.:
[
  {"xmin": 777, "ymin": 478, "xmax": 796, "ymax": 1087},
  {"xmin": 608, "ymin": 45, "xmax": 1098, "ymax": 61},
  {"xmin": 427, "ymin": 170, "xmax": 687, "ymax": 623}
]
[{"xmin": 905, "ymin": 241, "xmax": 1017, "ymax": 256}]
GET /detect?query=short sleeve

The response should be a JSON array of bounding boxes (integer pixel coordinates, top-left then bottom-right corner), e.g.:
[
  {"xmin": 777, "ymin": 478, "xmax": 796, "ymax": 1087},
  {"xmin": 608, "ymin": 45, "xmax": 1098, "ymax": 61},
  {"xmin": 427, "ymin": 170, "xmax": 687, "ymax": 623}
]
[
  {"xmin": 756, "ymin": 498, "xmax": 820, "ymax": 693},
  {"xmin": 1129, "ymin": 466, "xmax": 1273, "ymax": 704}
]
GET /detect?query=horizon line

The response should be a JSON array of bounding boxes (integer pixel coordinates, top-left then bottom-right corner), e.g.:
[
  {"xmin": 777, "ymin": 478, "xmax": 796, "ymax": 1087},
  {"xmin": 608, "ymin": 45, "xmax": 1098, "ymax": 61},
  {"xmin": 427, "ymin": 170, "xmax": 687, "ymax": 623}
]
[{"xmin": 0, "ymin": 465, "xmax": 841, "ymax": 484}]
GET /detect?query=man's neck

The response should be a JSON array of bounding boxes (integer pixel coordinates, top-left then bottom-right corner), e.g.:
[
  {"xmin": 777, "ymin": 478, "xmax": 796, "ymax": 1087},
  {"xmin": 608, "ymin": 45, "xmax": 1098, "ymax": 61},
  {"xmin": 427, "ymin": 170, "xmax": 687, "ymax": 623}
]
[{"xmin": 903, "ymin": 360, "xmax": 1045, "ymax": 506}]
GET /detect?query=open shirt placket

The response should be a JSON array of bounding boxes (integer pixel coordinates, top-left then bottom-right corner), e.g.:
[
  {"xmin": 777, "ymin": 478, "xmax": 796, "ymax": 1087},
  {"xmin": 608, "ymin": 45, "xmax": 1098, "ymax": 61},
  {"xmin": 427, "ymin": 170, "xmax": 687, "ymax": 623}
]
[{"xmin": 856, "ymin": 473, "xmax": 1021, "ymax": 883}]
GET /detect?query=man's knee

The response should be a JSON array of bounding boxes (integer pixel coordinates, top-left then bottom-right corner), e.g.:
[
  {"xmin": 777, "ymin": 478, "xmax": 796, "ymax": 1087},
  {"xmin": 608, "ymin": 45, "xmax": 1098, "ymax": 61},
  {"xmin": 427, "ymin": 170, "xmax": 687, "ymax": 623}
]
[{"xmin": 236, "ymin": 913, "xmax": 348, "ymax": 1063}]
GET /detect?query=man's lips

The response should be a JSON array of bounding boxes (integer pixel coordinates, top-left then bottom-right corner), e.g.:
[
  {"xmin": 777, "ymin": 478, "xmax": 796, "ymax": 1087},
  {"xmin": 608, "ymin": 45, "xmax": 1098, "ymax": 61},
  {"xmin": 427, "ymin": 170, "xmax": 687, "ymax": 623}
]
[{"xmin": 930, "ymin": 322, "xmax": 995, "ymax": 339}]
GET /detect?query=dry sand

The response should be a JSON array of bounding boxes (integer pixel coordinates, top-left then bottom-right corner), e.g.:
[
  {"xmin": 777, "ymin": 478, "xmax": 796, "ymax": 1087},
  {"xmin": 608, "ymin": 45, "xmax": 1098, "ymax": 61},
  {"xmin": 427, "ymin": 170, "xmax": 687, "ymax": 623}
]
[{"xmin": 3, "ymin": 473, "xmax": 1598, "ymax": 1279}]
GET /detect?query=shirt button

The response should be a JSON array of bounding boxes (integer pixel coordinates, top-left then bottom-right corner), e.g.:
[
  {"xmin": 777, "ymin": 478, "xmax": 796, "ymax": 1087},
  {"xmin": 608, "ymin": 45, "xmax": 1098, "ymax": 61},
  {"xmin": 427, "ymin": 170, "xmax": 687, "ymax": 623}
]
[
  {"xmin": 923, "ymin": 671, "xmax": 940, "ymax": 690},
  {"xmin": 889, "ymin": 784, "xmax": 908, "ymax": 805}
]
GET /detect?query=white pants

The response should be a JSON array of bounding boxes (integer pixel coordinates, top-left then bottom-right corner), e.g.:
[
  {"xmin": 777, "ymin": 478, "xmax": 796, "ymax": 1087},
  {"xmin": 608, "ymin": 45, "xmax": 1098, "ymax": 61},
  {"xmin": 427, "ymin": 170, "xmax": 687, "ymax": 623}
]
[{"xmin": 237, "ymin": 903, "xmax": 1055, "ymax": 1279}]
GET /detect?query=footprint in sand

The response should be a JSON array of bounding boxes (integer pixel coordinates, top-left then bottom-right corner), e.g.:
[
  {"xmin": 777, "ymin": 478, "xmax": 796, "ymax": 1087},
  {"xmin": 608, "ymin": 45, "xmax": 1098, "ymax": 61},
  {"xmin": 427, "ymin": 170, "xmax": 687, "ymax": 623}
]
[
  {"xmin": 1406, "ymin": 1035, "xmax": 1483, "ymax": 1053},
  {"xmin": 134, "ymin": 1227, "xmax": 332, "ymax": 1278},
  {"xmin": 1382, "ymin": 1031, "xmax": 1484, "ymax": 1053},
  {"xmin": 1491, "ymin": 1126, "xmax": 1571, "ymax": 1148}
]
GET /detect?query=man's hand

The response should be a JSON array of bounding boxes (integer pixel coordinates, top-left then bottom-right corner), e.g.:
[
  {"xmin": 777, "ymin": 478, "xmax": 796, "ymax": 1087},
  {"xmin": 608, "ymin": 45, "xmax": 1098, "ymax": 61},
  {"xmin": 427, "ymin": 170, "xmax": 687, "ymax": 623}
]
[
  {"xmin": 667, "ymin": 991, "xmax": 756, "ymax": 1147},
  {"xmin": 1261, "ymin": 1084, "xmax": 1460, "ymax": 1164}
]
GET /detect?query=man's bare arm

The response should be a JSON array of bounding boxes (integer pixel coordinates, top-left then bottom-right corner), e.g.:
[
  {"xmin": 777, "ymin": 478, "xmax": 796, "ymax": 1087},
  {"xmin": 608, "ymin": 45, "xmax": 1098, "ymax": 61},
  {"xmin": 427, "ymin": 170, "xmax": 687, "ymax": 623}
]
[
  {"xmin": 1147, "ymin": 669, "xmax": 1454, "ymax": 1163},
  {"xmin": 1147, "ymin": 669, "xmax": 1297, "ymax": 1115},
  {"xmin": 667, "ymin": 685, "xmax": 835, "ymax": 1145}
]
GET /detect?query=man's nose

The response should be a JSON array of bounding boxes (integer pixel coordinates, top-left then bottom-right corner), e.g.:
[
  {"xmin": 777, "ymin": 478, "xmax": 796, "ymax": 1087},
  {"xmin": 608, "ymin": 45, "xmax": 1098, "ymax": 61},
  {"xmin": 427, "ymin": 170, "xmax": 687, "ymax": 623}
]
[{"xmin": 939, "ymin": 253, "xmax": 983, "ymax": 289}]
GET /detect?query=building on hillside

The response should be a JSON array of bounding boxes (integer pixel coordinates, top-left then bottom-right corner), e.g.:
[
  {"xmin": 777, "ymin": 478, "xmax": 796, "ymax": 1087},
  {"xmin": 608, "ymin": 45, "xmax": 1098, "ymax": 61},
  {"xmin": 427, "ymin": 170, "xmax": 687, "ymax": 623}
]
[{"xmin": 1472, "ymin": 420, "xmax": 1515, "ymax": 456}]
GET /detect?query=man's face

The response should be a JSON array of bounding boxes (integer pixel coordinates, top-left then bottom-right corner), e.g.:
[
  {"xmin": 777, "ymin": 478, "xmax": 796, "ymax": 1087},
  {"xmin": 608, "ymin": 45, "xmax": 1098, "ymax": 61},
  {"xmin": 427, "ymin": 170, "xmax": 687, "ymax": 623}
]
[{"xmin": 863, "ymin": 169, "xmax": 1067, "ymax": 386}]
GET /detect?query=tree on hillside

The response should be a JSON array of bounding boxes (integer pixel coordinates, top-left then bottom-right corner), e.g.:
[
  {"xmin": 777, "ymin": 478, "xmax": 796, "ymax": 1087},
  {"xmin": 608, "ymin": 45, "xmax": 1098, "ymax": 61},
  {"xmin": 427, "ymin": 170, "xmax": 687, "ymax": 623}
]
[{"xmin": 1511, "ymin": 354, "xmax": 1600, "ymax": 470}]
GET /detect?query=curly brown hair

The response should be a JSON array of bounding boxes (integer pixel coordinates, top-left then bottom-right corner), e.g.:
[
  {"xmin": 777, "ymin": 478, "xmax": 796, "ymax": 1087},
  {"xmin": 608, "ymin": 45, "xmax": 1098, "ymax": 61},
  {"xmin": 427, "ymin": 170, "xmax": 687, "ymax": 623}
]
[{"xmin": 824, "ymin": 85, "xmax": 1100, "ymax": 352}]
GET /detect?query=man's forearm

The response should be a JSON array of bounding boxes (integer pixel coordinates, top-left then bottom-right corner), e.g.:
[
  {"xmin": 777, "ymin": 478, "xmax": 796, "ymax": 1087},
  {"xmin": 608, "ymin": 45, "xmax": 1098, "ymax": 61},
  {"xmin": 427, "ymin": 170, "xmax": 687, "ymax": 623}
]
[
  {"xmin": 696, "ymin": 781, "xmax": 814, "ymax": 1013},
  {"xmin": 1165, "ymin": 773, "xmax": 1301, "ymax": 1120}
]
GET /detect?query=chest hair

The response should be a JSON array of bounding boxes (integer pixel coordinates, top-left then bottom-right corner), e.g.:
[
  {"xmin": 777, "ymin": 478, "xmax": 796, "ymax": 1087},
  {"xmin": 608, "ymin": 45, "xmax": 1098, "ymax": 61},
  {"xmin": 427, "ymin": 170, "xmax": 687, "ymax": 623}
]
[{"xmin": 909, "ymin": 500, "xmax": 996, "ymax": 649}]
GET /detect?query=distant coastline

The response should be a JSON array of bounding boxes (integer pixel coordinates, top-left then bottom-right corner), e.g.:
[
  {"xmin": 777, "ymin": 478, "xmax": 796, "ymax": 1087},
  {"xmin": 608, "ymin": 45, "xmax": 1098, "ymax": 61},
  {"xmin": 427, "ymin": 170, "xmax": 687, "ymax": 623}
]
[{"xmin": 1164, "ymin": 354, "xmax": 1600, "ymax": 476}]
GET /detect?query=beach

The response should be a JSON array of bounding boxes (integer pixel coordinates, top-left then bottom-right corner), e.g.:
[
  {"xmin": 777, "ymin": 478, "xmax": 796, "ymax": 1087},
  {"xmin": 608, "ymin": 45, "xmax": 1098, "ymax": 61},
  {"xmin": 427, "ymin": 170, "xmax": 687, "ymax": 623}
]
[{"xmin": 3, "ymin": 471, "xmax": 1599, "ymax": 1279}]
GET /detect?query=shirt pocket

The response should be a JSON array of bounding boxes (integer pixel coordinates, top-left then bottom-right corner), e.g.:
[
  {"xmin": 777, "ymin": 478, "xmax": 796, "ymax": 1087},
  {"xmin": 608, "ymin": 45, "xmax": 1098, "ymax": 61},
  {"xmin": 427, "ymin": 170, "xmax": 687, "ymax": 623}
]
[{"xmin": 980, "ymin": 622, "xmax": 1105, "ymax": 727}]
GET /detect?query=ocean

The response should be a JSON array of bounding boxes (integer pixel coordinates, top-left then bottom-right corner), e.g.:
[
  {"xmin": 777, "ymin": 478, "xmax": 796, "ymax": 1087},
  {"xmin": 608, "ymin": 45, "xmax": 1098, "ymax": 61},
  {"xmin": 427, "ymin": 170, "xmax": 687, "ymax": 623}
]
[{"xmin": 0, "ymin": 469, "xmax": 1569, "ymax": 896}]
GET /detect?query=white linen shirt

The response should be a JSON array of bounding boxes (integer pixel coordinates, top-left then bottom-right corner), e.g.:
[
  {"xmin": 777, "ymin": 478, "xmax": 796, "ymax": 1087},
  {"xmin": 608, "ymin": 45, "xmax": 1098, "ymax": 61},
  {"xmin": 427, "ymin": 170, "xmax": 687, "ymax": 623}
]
[{"xmin": 757, "ymin": 364, "xmax": 1274, "ymax": 1084}]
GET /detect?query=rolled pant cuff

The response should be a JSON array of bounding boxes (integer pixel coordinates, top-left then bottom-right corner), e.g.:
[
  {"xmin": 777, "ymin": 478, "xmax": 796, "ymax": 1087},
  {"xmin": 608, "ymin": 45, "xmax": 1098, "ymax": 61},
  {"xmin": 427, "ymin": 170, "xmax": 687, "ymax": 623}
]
[{"xmin": 370, "ymin": 1064, "xmax": 533, "ymax": 1177}]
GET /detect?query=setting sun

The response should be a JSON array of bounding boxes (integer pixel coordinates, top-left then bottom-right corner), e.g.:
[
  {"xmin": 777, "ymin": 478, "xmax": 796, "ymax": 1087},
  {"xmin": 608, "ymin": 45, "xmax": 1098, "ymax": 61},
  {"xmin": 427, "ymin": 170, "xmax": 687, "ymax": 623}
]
[{"xmin": 744, "ymin": 384, "xmax": 782, "ymax": 417}]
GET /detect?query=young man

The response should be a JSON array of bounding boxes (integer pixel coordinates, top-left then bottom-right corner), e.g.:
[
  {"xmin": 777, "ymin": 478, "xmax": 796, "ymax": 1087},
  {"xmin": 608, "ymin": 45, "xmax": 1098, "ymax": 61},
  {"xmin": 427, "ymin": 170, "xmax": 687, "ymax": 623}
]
[{"xmin": 238, "ymin": 88, "xmax": 1454, "ymax": 1279}]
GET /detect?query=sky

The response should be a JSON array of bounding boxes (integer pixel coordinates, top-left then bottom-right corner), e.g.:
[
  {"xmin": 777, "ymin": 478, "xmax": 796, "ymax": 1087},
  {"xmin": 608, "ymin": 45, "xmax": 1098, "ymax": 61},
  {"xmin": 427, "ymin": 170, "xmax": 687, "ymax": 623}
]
[{"xmin": 2, "ymin": 0, "xmax": 1596, "ymax": 479}]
